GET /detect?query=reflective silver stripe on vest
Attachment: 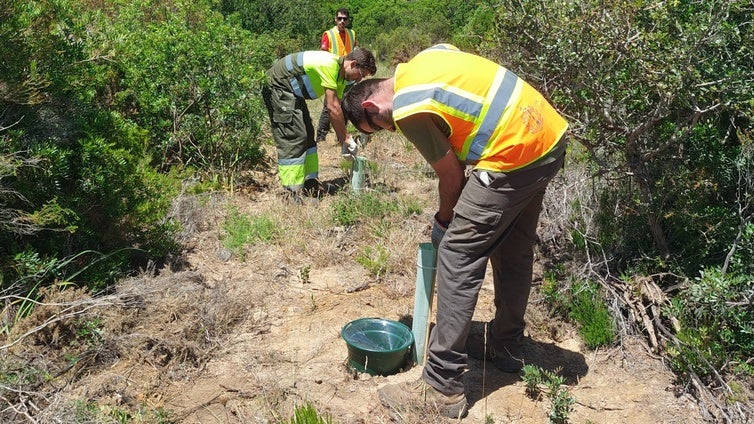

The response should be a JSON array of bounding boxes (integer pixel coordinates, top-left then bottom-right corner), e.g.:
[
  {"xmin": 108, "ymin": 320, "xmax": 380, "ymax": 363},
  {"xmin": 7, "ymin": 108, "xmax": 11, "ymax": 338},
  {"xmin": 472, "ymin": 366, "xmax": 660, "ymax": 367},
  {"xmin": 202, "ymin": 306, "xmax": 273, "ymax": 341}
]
[
  {"xmin": 328, "ymin": 28, "xmax": 354, "ymax": 56},
  {"xmin": 327, "ymin": 29, "xmax": 340, "ymax": 56},
  {"xmin": 284, "ymin": 53, "xmax": 317, "ymax": 99},
  {"xmin": 394, "ymin": 88, "xmax": 483, "ymax": 120},
  {"xmin": 467, "ymin": 69, "xmax": 519, "ymax": 161}
]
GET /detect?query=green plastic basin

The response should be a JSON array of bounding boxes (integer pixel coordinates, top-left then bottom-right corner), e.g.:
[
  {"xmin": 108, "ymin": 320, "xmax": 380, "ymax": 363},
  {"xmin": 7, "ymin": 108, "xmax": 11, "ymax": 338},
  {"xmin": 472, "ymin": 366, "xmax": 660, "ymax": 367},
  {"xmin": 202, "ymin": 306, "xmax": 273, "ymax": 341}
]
[{"xmin": 341, "ymin": 318, "xmax": 413, "ymax": 376}]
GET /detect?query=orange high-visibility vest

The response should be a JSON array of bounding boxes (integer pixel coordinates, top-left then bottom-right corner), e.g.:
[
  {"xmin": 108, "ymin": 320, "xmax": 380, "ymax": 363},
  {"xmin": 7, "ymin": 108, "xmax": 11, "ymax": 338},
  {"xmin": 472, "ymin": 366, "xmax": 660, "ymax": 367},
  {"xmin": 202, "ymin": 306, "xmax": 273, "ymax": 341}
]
[
  {"xmin": 394, "ymin": 44, "xmax": 568, "ymax": 172},
  {"xmin": 324, "ymin": 26, "xmax": 355, "ymax": 57}
]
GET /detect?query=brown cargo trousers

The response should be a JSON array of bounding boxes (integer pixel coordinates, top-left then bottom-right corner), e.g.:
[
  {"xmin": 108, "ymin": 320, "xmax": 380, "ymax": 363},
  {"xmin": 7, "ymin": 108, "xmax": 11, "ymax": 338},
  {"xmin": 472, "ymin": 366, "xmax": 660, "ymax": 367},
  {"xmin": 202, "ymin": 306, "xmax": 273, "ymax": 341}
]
[{"xmin": 423, "ymin": 146, "xmax": 566, "ymax": 395}]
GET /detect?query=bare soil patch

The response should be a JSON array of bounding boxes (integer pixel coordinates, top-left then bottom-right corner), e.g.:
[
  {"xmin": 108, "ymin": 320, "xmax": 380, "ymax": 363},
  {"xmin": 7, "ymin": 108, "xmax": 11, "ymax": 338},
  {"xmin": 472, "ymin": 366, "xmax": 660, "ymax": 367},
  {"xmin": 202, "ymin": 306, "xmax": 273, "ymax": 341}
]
[{"xmin": 2, "ymin": 125, "xmax": 710, "ymax": 423}]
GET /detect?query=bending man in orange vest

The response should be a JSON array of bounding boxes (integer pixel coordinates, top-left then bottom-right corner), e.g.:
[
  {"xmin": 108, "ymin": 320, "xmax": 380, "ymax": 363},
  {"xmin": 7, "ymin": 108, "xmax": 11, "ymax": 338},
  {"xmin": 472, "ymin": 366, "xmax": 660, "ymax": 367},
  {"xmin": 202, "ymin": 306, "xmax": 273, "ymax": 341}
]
[
  {"xmin": 342, "ymin": 44, "xmax": 568, "ymax": 419},
  {"xmin": 316, "ymin": 8, "xmax": 356, "ymax": 143}
]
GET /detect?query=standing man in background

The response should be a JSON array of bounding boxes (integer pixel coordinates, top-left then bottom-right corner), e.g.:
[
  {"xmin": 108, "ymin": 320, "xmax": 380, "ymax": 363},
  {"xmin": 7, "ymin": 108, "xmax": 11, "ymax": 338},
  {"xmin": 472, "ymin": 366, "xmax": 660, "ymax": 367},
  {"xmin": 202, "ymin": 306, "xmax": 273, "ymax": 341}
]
[{"xmin": 316, "ymin": 8, "xmax": 356, "ymax": 143}]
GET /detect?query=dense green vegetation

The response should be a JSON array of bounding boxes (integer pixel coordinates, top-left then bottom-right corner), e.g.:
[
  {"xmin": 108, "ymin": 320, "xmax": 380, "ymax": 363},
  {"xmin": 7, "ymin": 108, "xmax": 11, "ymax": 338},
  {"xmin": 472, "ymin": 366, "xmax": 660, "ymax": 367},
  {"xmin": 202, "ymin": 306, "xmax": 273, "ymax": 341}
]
[
  {"xmin": 484, "ymin": 0, "xmax": 753, "ymax": 389},
  {"xmin": 1, "ymin": 0, "xmax": 752, "ymax": 420}
]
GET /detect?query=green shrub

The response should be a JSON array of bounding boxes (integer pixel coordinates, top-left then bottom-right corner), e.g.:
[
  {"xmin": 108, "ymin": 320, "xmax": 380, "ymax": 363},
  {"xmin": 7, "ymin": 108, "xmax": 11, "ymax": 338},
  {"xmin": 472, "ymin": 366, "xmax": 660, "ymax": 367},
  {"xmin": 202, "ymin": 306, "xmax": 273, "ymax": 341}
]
[
  {"xmin": 521, "ymin": 365, "xmax": 575, "ymax": 424},
  {"xmin": 548, "ymin": 385, "xmax": 576, "ymax": 424},
  {"xmin": 372, "ymin": 26, "xmax": 433, "ymax": 64},
  {"xmin": 217, "ymin": 0, "xmax": 329, "ymax": 53},
  {"xmin": 569, "ymin": 282, "xmax": 617, "ymax": 349},
  {"xmin": 541, "ymin": 276, "xmax": 616, "ymax": 350},
  {"xmin": 109, "ymin": 1, "xmax": 269, "ymax": 185},
  {"xmin": 541, "ymin": 268, "xmax": 569, "ymax": 316},
  {"xmin": 725, "ymin": 222, "xmax": 754, "ymax": 276},
  {"xmin": 521, "ymin": 364, "xmax": 543, "ymax": 399},
  {"xmin": 669, "ymin": 267, "xmax": 754, "ymax": 376},
  {"xmin": 221, "ymin": 208, "xmax": 280, "ymax": 260},
  {"xmin": 356, "ymin": 245, "xmax": 390, "ymax": 278}
]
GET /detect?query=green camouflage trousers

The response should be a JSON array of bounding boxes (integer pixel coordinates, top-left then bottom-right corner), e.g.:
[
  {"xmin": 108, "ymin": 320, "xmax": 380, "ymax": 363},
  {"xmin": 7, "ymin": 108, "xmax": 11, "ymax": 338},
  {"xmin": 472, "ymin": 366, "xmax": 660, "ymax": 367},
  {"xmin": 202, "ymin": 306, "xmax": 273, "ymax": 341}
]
[{"xmin": 262, "ymin": 85, "xmax": 318, "ymax": 191}]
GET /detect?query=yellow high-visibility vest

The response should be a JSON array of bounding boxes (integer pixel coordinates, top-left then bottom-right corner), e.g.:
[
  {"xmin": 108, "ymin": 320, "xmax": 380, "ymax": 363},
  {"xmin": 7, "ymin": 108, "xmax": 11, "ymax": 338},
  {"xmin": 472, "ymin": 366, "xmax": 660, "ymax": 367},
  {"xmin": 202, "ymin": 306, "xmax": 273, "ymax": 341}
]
[
  {"xmin": 324, "ymin": 26, "xmax": 355, "ymax": 57},
  {"xmin": 394, "ymin": 44, "xmax": 568, "ymax": 172}
]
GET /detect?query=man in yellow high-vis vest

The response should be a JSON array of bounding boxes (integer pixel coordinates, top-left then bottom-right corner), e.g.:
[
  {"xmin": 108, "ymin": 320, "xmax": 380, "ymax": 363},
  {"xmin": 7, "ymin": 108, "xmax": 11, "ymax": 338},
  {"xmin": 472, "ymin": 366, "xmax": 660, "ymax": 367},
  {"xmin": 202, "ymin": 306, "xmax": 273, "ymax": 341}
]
[
  {"xmin": 342, "ymin": 44, "xmax": 568, "ymax": 419},
  {"xmin": 316, "ymin": 8, "xmax": 357, "ymax": 143}
]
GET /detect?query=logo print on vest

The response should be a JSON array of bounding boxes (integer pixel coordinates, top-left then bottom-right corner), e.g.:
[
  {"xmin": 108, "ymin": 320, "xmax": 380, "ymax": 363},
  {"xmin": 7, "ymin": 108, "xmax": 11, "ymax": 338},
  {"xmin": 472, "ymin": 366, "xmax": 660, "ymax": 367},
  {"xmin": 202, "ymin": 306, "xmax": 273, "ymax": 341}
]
[{"xmin": 521, "ymin": 105, "xmax": 544, "ymax": 134}]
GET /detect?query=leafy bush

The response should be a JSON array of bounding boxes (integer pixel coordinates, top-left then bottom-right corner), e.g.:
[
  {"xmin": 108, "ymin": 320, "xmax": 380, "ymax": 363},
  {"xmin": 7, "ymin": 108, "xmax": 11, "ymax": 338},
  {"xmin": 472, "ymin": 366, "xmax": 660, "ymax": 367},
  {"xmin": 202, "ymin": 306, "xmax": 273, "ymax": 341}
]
[
  {"xmin": 106, "ymin": 0, "xmax": 269, "ymax": 185},
  {"xmin": 372, "ymin": 26, "xmax": 434, "ymax": 65},
  {"xmin": 488, "ymin": 0, "xmax": 753, "ymax": 277},
  {"xmin": 521, "ymin": 365, "xmax": 575, "ymax": 424},
  {"xmin": 0, "ymin": 131, "xmax": 179, "ymax": 290},
  {"xmin": 356, "ymin": 245, "xmax": 390, "ymax": 278},
  {"xmin": 726, "ymin": 223, "xmax": 754, "ymax": 276},
  {"xmin": 670, "ymin": 267, "xmax": 754, "ymax": 376},
  {"xmin": 541, "ymin": 268, "xmax": 570, "ymax": 317},
  {"xmin": 217, "ymin": 0, "xmax": 334, "ymax": 55},
  {"xmin": 1, "ymin": 0, "xmax": 278, "ymax": 293},
  {"xmin": 351, "ymin": 0, "xmax": 482, "ymax": 51},
  {"xmin": 521, "ymin": 364, "xmax": 543, "ymax": 399},
  {"xmin": 569, "ymin": 282, "xmax": 617, "ymax": 349}
]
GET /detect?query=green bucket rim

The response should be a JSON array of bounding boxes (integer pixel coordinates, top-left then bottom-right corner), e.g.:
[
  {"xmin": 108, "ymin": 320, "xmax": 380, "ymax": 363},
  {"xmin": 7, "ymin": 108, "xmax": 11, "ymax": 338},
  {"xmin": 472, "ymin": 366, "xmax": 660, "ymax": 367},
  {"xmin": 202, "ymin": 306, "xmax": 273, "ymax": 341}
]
[{"xmin": 341, "ymin": 317, "xmax": 414, "ymax": 354}]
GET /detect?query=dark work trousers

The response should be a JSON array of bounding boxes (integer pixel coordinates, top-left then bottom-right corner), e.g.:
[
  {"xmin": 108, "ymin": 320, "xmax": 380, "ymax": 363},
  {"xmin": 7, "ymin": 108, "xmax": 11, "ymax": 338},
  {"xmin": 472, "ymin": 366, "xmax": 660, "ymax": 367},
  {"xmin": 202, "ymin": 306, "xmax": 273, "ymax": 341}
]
[{"xmin": 422, "ymin": 151, "xmax": 566, "ymax": 395}]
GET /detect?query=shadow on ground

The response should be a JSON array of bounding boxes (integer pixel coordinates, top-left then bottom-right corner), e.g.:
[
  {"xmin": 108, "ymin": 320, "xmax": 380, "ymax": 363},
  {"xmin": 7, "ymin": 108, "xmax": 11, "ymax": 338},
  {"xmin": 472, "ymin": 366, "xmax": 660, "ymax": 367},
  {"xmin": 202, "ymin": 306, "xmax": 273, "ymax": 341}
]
[{"xmin": 464, "ymin": 320, "xmax": 589, "ymax": 406}]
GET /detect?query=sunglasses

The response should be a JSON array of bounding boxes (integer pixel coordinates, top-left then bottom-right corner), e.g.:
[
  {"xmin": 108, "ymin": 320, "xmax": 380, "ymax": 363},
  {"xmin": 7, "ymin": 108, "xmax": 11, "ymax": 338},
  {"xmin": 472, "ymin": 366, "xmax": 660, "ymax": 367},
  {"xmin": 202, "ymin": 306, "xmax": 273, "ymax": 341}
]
[{"xmin": 336, "ymin": 16, "xmax": 349, "ymax": 21}]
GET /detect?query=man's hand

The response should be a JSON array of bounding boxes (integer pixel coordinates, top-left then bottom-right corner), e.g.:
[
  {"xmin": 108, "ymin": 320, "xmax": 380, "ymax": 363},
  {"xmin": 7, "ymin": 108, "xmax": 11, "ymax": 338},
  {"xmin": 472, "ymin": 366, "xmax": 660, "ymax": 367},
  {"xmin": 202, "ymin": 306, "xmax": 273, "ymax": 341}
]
[
  {"xmin": 341, "ymin": 136, "xmax": 358, "ymax": 158},
  {"xmin": 431, "ymin": 213, "xmax": 450, "ymax": 248}
]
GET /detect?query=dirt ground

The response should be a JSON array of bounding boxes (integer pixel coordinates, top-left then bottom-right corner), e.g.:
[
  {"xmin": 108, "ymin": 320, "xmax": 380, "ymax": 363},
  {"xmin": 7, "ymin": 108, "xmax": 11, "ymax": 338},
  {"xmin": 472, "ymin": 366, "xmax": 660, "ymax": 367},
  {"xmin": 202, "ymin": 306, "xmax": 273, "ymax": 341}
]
[
  {"xmin": 124, "ymin": 132, "xmax": 706, "ymax": 424},
  {"xmin": 160, "ymin": 251, "xmax": 705, "ymax": 423},
  {"xmin": 4, "ymin": 120, "xmax": 715, "ymax": 423},
  {"xmin": 153, "ymin": 258, "xmax": 707, "ymax": 424}
]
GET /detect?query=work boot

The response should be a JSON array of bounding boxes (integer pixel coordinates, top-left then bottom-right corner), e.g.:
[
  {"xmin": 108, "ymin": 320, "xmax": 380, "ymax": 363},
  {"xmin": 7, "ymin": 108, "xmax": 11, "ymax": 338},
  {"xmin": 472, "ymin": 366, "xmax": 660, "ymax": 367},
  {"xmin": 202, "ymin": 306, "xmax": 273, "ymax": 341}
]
[
  {"xmin": 303, "ymin": 179, "xmax": 323, "ymax": 197},
  {"xmin": 282, "ymin": 189, "xmax": 305, "ymax": 205},
  {"xmin": 282, "ymin": 189, "xmax": 319, "ymax": 206},
  {"xmin": 466, "ymin": 323, "xmax": 525, "ymax": 373},
  {"xmin": 378, "ymin": 378, "xmax": 468, "ymax": 419}
]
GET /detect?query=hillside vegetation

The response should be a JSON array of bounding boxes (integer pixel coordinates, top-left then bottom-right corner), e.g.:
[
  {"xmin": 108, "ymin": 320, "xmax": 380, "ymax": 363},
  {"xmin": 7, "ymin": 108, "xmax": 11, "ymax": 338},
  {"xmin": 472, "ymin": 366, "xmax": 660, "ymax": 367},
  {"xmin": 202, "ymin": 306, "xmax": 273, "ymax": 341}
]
[{"xmin": 1, "ymin": 0, "xmax": 752, "ymax": 422}]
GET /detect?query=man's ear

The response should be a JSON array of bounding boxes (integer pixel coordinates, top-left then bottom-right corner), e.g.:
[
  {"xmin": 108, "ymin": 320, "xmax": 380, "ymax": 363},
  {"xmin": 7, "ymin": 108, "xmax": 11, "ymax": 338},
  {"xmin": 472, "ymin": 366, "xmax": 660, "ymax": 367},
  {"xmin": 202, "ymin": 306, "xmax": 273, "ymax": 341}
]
[{"xmin": 362, "ymin": 100, "xmax": 378, "ymax": 109}]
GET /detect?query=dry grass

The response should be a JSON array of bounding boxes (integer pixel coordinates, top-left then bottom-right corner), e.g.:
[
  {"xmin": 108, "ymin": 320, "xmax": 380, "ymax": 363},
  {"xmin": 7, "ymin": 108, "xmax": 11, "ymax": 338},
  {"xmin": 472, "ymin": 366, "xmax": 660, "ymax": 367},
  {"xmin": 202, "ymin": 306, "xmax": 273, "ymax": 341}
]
[{"xmin": 0, "ymin": 268, "xmax": 256, "ymax": 422}]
